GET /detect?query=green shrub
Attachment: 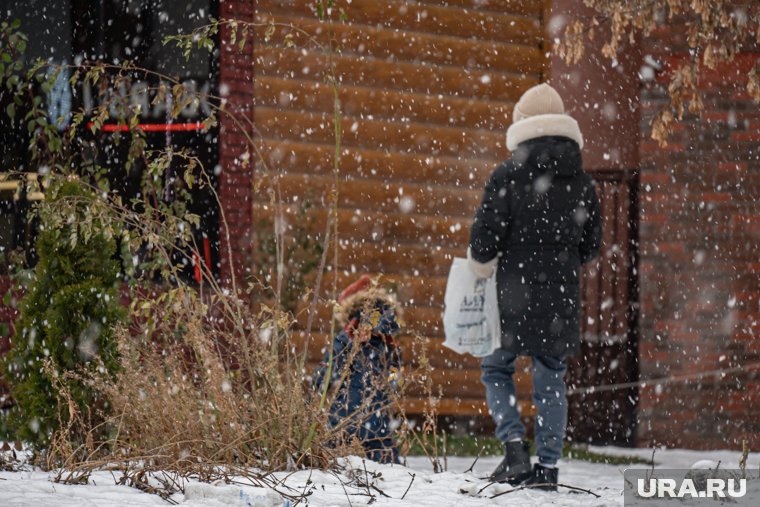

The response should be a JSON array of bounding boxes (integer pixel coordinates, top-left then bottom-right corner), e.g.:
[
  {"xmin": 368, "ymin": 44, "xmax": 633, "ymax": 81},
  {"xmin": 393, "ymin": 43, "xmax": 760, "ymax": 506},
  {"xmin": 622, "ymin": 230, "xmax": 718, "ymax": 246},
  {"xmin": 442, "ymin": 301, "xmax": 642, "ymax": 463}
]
[{"xmin": 2, "ymin": 179, "xmax": 123, "ymax": 446}]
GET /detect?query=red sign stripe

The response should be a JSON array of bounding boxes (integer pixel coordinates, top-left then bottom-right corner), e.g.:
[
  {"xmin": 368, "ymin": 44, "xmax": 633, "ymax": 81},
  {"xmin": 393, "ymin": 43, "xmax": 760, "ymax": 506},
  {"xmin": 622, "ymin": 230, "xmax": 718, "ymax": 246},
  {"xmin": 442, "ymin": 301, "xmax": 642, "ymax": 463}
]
[{"xmin": 87, "ymin": 122, "xmax": 205, "ymax": 132}]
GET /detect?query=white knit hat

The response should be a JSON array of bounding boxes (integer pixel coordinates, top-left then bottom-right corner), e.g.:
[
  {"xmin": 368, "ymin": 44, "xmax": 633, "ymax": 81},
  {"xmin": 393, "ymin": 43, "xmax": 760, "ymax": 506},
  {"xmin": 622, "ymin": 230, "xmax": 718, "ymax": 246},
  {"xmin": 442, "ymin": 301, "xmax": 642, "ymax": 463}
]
[
  {"xmin": 507, "ymin": 83, "xmax": 584, "ymax": 151},
  {"xmin": 512, "ymin": 83, "xmax": 565, "ymax": 123}
]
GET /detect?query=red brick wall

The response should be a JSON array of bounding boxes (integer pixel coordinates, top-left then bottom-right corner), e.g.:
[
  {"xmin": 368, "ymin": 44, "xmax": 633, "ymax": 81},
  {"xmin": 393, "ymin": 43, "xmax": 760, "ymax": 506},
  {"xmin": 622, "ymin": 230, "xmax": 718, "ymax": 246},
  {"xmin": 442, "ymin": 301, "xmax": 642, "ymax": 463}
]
[
  {"xmin": 0, "ymin": 277, "xmax": 18, "ymax": 407},
  {"xmin": 0, "ymin": 280, "xmax": 16, "ymax": 354},
  {"xmin": 547, "ymin": 0, "xmax": 641, "ymax": 172},
  {"xmin": 638, "ymin": 19, "xmax": 760, "ymax": 448},
  {"xmin": 218, "ymin": 0, "xmax": 254, "ymax": 286}
]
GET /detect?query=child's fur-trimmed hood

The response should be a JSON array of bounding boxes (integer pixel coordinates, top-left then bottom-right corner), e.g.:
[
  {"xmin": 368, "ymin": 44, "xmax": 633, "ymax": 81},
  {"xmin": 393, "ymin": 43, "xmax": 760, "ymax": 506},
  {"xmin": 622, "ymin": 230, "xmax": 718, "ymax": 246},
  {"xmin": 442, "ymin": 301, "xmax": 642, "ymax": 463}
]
[{"xmin": 334, "ymin": 275, "xmax": 402, "ymax": 329}]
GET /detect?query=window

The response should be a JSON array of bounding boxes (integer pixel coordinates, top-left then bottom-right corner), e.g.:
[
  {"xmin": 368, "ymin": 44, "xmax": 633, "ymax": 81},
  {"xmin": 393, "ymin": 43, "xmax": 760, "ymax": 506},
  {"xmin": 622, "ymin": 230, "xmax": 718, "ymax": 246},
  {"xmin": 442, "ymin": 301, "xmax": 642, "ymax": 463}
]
[{"xmin": 2, "ymin": 0, "xmax": 220, "ymax": 282}]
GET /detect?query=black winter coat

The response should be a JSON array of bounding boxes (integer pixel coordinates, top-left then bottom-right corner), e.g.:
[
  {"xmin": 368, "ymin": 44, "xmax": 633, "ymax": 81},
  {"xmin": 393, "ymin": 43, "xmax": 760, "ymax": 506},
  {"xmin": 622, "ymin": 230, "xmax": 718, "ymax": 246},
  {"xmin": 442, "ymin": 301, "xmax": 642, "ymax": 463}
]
[{"xmin": 469, "ymin": 136, "xmax": 602, "ymax": 357}]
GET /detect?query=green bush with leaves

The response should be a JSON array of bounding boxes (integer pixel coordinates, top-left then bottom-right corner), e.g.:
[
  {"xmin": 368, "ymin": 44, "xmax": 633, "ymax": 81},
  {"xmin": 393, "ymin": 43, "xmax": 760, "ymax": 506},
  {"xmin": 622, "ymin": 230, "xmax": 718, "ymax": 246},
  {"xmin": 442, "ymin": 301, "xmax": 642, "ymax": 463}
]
[{"xmin": 2, "ymin": 179, "xmax": 124, "ymax": 446}]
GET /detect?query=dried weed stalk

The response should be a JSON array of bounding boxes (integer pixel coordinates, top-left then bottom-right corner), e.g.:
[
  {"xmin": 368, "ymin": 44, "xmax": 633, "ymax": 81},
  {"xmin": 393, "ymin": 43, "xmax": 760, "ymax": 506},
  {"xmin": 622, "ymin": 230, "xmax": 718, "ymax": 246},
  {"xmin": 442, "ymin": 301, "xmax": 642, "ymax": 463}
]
[{"xmin": 393, "ymin": 332, "xmax": 444, "ymax": 473}]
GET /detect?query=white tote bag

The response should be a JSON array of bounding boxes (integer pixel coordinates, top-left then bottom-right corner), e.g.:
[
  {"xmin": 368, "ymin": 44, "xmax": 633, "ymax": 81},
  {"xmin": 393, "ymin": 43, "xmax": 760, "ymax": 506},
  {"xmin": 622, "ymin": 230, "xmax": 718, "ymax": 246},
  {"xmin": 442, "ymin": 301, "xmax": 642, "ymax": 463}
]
[{"xmin": 442, "ymin": 257, "xmax": 501, "ymax": 357}]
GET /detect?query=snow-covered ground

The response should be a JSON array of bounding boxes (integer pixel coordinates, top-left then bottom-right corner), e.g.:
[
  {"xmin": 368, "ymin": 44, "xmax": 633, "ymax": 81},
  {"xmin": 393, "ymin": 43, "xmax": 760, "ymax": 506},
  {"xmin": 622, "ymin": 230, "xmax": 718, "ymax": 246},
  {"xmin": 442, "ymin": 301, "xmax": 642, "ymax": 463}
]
[{"xmin": 1, "ymin": 447, "xmax": 759, "ymax": 506}]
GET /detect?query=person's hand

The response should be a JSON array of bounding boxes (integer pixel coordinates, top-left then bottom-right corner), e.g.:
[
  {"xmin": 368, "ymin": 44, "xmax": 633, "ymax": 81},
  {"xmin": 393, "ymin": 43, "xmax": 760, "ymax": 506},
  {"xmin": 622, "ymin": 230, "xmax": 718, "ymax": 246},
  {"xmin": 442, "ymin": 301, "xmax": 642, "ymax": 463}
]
[{"xmin": 467, "ymin": 247, "xmax": 497, "ymax": 278}]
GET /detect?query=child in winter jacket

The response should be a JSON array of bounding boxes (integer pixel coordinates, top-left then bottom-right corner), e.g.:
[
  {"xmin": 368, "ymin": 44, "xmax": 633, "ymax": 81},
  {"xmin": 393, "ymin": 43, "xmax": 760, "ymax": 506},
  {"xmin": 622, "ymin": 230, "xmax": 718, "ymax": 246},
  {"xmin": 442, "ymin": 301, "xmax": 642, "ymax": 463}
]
[{"xmin": 312, "ymin": 275, "xmax": 402, "ymax": 464}]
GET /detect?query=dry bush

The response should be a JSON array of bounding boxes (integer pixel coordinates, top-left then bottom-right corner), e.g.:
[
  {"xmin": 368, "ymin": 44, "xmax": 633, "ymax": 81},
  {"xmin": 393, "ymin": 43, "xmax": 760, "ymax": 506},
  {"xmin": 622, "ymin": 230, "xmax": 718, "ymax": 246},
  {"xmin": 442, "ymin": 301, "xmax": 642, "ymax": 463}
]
[
  {"xmin": 43, "ymin": 282, "xmax": 443, "ymax": 497},
  {"xmin": 24, "ymin": 172, "xmax": 443, "ymax": 491},
  {"xmin": 44, "ymin": 285, "xmax": 357, "ymax": 485}
]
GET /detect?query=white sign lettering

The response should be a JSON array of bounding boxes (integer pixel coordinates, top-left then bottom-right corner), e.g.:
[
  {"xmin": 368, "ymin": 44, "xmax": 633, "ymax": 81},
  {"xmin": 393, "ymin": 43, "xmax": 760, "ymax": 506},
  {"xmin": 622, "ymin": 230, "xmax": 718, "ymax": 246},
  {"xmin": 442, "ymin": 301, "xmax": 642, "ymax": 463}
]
[{"xmin": 82, "ymin": 79, "xmax": 212, "ymax": 120}]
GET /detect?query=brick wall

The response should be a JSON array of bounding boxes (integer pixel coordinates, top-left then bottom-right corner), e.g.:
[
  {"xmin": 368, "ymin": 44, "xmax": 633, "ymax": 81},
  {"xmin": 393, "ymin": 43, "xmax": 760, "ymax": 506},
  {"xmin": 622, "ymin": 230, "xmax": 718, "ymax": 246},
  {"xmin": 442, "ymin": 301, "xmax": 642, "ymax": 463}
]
[
  {"xmin": 0, "ymin": 277, "xmax": 18, "ymax": 408},
  {"xmin": 0, "ymin": 279, "xmax": 16, "ymax": 351},
  {"xmin": 218, "ymin": 0, "xmax": 255, "ymax": 286},
  {"xmin": 638, "ymin": 19, "xmax": 760, "ymax": 448}
]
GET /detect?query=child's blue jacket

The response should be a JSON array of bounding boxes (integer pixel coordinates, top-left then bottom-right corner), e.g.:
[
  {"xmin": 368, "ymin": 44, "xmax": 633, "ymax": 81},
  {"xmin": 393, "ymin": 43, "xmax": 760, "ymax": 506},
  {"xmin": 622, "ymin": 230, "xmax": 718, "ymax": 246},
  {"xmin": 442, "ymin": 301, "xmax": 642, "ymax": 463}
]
[{"xmin": 313, "ymin": 329, "xmax": 401, "ymax": 464}]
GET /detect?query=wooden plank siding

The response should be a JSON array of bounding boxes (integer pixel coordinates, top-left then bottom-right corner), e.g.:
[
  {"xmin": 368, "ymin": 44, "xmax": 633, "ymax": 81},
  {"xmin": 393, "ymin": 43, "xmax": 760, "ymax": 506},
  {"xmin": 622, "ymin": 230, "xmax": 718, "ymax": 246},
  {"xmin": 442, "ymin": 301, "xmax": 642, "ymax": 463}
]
[{"xmin": 252, "ymin": 0, "xmax": 545, "ymax": 416}]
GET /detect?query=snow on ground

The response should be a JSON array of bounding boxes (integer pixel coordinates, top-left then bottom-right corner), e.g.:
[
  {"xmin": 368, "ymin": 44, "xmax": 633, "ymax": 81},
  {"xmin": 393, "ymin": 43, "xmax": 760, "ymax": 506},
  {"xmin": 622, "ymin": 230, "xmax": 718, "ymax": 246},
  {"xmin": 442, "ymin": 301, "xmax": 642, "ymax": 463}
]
[{"xmin": 1, "ymin": 448, "xmax": 759, "ymax": 506}]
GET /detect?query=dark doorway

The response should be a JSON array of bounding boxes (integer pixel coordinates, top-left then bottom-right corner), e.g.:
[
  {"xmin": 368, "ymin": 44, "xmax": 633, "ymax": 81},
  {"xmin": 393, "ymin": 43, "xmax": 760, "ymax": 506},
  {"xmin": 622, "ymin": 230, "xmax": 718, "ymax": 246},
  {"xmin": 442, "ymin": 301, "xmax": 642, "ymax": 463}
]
[{"xmin": 567, "ymin": 169, "xmax": 639, "ymax": 445}]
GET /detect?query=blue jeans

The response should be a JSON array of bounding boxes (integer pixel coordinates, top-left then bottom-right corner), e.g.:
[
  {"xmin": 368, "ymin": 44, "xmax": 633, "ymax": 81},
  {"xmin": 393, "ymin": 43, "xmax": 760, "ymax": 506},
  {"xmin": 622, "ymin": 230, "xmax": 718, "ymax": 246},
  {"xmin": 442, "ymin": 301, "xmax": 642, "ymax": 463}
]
[{"xmin": 481, "ymin": 349, "xmax": 567, "ymax": 465}]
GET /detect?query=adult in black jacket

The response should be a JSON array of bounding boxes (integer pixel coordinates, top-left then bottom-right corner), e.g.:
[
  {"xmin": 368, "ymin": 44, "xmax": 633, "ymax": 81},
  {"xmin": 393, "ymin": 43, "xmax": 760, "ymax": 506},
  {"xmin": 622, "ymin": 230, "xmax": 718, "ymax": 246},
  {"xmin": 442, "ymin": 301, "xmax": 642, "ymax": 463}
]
[{"xmin": 468, "ymin": 83, "xmax": 601, "ymax": 490}]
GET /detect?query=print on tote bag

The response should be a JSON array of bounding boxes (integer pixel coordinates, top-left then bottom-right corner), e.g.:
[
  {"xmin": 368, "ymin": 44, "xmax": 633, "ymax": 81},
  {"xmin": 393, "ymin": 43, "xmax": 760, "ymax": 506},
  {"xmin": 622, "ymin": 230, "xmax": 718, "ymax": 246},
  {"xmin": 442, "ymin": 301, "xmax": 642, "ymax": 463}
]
[{"xmin": 442, "ymin": 257, "xmax": 500, "ymax": 357}]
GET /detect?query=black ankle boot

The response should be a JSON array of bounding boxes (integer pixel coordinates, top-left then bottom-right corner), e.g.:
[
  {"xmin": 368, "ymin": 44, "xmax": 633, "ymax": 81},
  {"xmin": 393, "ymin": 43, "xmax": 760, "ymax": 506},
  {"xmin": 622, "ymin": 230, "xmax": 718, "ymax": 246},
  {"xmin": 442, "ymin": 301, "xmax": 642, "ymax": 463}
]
[
  {"xmin": 489, "ymin": 440, "xmax": 532, "ymax": 484},
  {"xmin": 522, "ymin": 463, "xmax": 558, "ymax": 491}
]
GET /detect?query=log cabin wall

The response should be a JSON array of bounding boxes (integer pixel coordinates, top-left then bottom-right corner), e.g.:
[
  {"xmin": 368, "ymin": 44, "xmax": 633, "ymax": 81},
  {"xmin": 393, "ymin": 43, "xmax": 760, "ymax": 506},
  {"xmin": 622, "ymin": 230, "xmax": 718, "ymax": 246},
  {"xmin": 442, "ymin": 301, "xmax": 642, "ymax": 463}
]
[{"xmin": 252, "ymin": 0, "xmax": 546, "ymax": 418}]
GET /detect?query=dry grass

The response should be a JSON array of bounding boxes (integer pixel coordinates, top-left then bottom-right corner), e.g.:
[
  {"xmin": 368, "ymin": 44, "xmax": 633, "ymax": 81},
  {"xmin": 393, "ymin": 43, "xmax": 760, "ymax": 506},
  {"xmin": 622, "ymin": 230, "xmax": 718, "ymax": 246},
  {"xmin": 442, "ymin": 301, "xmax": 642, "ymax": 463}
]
[
  {"xmin": 42, "ymin": 285, "xmax": 358, "ymax": 494},
  {"xmin": 37, "ymin": 287, "xmax": 444, "ymax": 507},
  {"xmin": 41, "ymin": 283, "xmax": 443, "ymax": 501}
]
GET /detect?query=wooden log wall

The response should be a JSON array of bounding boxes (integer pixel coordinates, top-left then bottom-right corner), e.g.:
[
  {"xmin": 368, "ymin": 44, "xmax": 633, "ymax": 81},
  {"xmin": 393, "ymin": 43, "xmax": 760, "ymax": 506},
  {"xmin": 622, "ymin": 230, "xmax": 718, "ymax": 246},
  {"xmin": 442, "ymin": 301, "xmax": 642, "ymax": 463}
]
[{"xmin": 253, "ymin": 0, "xmax": 545, "ymax": 417}]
